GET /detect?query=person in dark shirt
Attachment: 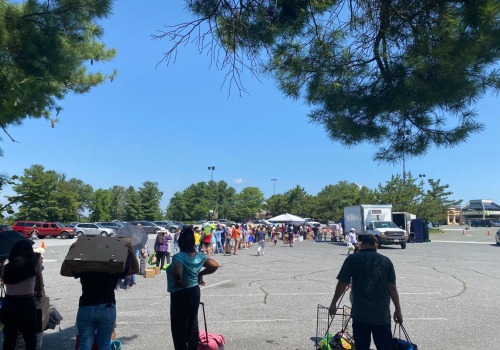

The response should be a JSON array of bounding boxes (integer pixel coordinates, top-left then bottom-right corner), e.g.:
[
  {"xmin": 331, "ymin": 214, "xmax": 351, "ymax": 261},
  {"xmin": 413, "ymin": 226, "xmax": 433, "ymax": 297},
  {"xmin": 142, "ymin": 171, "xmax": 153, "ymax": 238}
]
[
  {"xmin": 61, "ymin": 242, "xmax": 138, "ymax": 350},
  {"xmin": 328, "ymin": 234, "xmax": 403, "ymax": 350}
]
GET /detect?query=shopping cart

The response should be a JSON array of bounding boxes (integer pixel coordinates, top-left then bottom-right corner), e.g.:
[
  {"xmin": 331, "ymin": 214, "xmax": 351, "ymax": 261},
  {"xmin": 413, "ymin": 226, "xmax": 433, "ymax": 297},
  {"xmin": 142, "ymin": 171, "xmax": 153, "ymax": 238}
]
[{"xmin": 315, "ymin": 292, "xmax": 354, "ymax": 349}]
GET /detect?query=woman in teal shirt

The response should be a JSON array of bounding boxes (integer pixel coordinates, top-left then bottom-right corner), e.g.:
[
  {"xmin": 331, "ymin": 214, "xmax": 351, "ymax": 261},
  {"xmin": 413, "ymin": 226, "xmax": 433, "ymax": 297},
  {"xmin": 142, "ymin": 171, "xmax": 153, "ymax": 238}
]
[{"xmin": 167, "ymin": 226, "xmax": 219, "ymax": 350}]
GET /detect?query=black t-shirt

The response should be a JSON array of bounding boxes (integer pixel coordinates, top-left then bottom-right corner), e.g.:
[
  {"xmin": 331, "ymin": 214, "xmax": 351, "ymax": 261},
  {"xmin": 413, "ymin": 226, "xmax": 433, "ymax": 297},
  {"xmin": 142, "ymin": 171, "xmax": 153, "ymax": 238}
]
[
  {"xmin": 75, "ymin": 270, "xmax": 127, "ymax": 307},
  {"xmin": 337, "ymin": 249, "xmax": 396, "ymax": 325}
]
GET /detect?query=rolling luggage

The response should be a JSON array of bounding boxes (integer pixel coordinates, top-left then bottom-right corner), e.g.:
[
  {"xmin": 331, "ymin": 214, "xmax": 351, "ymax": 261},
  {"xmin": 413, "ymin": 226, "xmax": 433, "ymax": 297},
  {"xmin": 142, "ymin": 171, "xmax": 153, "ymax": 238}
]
[{"xmin": 198, "ymin": 302, "xmax": 225, "ymax": 350}]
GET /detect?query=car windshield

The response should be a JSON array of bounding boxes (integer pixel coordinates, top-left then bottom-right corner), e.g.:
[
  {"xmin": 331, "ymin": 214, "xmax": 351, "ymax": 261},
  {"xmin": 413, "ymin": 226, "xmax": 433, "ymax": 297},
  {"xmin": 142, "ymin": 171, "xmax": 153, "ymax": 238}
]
[
  {"xmin": 373, "ymin": 221, "xmax": 398, "ymax": 228},
  {"xmin": 95, "ymin": 223, "xmax": 104, "ymax": 228}
]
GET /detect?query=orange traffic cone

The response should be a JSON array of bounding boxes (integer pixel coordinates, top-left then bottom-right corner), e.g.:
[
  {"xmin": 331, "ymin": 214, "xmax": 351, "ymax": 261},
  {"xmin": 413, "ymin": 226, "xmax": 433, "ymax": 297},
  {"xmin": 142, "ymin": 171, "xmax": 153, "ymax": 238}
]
[
  {"xmin": 41, "ymin": 241, "xmax": 46, "ymax": 249},
  {"xmin": 487, "ymin": 229, "xmax": 491, "ymax": 236}
]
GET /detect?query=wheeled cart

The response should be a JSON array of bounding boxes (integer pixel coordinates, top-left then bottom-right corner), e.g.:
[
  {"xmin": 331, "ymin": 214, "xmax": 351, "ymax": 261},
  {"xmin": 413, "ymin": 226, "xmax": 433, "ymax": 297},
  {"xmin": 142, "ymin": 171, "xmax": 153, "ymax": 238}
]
[{"xmin": 316, "ymin": 292, "xmax": 355, "ymax": 349}]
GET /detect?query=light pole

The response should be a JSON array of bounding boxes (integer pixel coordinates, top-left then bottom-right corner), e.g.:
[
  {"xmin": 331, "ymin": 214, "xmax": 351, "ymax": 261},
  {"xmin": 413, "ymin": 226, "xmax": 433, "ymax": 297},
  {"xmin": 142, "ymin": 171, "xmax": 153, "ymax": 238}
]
[
  {"xmin": 418, "ymin": 174, "xmax": 426, "ymax": 183},
  {"xmin": 208, "ymin": 166, "xmax": 215, "ymax": 182},
  {"xmin": 271, "ymin": 178, "xmax": 277, "ymax": 195},
  {"xmin": 208, "ymin": 166, "xmax": 215, "ymax": 219}
]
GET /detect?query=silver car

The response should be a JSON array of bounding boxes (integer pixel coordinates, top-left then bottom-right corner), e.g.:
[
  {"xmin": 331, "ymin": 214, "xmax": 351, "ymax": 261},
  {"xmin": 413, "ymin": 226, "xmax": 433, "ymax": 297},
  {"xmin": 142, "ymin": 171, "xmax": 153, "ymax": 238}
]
[
  {"xmin": 74, "ymin": 223, "xmax": 115, "ymax": 237},
  {"xmin": 129, "ymin": 221, "xmax": 166, "ymax": 234}
]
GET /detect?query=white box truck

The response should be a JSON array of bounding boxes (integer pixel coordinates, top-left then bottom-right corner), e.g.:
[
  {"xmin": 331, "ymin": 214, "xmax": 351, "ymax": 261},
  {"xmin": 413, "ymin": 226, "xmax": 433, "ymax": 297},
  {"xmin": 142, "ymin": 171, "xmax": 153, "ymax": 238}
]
[{"xmin": 344, "ymin": 204, "xmax": 409, "ymax": 249}]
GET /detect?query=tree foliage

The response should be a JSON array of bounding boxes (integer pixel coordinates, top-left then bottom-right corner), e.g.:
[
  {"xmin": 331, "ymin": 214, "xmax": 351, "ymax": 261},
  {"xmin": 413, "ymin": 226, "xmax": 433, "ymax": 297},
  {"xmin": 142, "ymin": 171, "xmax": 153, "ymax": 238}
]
[
  {"xmin": 234, "ymin": 186, "xmax": 265, "ymax": 219},
  {"xmin": 4, "ymin": 164, "xmax": 460, "ymax": 224},
  {"xmin": 158, "ymin": 0, "xmax": 500, "ymax": 161},
  {"xmin": 8, "ymin": 164, "xmax": 93, "ymax": 222},
  {"xmin": 0, "ymin": 0, "xmax": 116, "ymax": 147},
  {"xmin": 138, "ymin": 181, "xmax": 163, "ymax": 220},
  {"xmin": 314, "ymin": 181, "xmax": 377, "ymax": 222},
  {"xmin": 417, "ymin": 178, "xmax": 461, "ymax": 223}
]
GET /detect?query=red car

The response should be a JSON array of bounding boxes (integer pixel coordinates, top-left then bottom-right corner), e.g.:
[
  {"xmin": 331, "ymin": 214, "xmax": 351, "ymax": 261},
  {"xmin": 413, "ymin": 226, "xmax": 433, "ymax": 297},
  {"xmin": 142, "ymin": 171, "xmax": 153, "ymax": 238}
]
[{"xmin": 12, "ymin": 221, "xmax": 75, "ymax": 239}]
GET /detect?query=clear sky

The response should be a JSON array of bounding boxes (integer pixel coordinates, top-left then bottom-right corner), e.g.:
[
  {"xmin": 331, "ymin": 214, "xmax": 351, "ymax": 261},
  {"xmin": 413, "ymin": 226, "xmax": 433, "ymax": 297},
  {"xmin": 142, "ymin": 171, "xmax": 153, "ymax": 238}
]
[{"xmin": 2, "ymin": 1, "xmax": 500, "ymax": 212}]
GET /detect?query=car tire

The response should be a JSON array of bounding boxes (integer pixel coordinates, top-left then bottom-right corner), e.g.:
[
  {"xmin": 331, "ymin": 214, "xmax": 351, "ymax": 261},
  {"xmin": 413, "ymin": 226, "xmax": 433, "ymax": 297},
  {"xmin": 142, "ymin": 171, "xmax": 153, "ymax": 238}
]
[
  {"xmin": 401, "ymin": 242, "xmax": 407, "ymax": 249},
  {"xmin": 38, "ymin": 235, "xmax": 45, "ymax": 239},
  {"xmin": 60, "ymin": 231, "xmax": 69, "ymax": 239},
  {"xmin": 77, "ymin": 231, "xmax": 84, "ymax": 237},
  {"xmin": 101, "ymin": 231, "xmax": 108, "ymax": 237},
  {"xmin": 375, "ymin": 236, "xmax": 382, "ymax": 249}
]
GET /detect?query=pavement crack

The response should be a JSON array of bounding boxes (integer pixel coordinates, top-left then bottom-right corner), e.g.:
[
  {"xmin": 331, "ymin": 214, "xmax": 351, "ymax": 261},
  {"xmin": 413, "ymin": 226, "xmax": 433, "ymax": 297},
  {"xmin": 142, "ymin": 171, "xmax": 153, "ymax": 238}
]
[
  {"xmin": 259, "ymin": 285, "xmax": 269, "ymax": 304},
  {"xmin": 431, "ymin": 267, "xmax": 467, "ymax": 299}
]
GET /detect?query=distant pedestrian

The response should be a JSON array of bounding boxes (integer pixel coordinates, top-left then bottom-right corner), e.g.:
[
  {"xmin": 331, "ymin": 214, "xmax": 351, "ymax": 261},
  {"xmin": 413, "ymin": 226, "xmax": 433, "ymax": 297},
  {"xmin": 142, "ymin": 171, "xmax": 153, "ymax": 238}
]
[
  {"xmin": 173, "ymin": 229, "xmax": 180, "ymax": 255},
  {"xmin": 214, "ymin": 225, "xmax": 223, "ymax": 254},
  {"xmin": 155, "ymin": 230, "xmax": 172, "ymax": 269},
  {"xmin": 29, "ymin": 225, "xmax": 39, "ymax": 241},
  {"xmin": 139, "ymin": 243, "xmax": 149, "ymax": 275},
  {"xmin": 348, "ymin": 228, "xmax": 359, "ymax": 254},
  {"xmin": 256, "ymin": 226, "xmax": 266, "ymax": 256},
  {"xmin": 202, "ymin": 225, "xmax": 212, "ymax": 256},
  {"xmin": 194, "ymin": 228, "xmax": 201, "ymax": 252},
  {"xmin": 312, "ymin": 225, "xmax": 319, "ymax": 242},
  {"xmin": 232, "ymin": 225, "xmax": 241, "ymax": 255}
]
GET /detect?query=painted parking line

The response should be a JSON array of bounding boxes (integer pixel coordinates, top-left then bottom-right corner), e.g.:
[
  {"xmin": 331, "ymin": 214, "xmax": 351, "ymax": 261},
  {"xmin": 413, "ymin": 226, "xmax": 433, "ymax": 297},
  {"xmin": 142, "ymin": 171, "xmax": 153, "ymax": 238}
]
[
  {"xmin": 201, "ymin": 279, "xmax": 233, "ymax": 289},
  {"xmin": 431, "ymin": 240, "xmax": 492, "ymax": 244}
]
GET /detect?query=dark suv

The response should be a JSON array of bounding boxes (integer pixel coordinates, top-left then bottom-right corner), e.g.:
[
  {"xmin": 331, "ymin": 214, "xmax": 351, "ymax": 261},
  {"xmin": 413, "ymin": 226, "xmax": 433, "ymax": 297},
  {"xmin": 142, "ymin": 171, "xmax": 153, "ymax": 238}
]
[
  {"xmin": 12, "ymin": 221, "xmax": 75, "ymax": 239},
  {"xmin": 469, "ymin": 219, "xmax": 494, "ymax": 227}
]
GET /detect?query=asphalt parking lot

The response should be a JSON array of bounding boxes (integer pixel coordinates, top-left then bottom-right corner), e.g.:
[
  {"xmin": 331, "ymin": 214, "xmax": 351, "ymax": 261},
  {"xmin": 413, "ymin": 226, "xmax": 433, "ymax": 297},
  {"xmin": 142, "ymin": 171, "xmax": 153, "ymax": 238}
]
[{"xmin": 3, "ymin": 226, "xmax": 500, "ymax": 349}]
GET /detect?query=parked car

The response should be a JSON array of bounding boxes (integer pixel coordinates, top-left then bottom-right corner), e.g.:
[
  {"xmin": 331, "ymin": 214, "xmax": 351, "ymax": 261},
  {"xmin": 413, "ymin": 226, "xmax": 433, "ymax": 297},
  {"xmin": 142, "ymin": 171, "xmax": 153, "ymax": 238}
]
[
  {"xmin": 216, "ymin": 219, "xmax": 233, "ymax": 226},
  {"xmin": 491, "ymin": 221, "xmax": 500, "ymax": 227},
  {"xmin": 0, "ymin": 224, "xmax": 11, "ymax": 232},
  {"xmin": 129, "ymin": 221, "xmax": 166, "ymax": 234},
  {"xmin": 496, "ymin": 228, "xmax": 500, "ymax": 245},
  {"xmin": 12, "ymin": 221, "xmax": 43, "ymax": 236},
  {"xmin": 470, "ymin": 219, "xmax": 494, "ymax": 227},
  {"xmin": 154, "ymin": 221, "xmax": 181, "ymax": 232},
  {"xmin": 170, "ymin": 220, "xmax": 186, "ymax": 228},
  {"xmin": 74, "ymin": 223, "xmax": 115, "ymax": 237},
  {"xmin": 97, "ymin": 221, "xmax": 127, "ymax": 230},
  {"xmin": 13, "ymin": 221, "xmax": 75, "ymax": 239}
]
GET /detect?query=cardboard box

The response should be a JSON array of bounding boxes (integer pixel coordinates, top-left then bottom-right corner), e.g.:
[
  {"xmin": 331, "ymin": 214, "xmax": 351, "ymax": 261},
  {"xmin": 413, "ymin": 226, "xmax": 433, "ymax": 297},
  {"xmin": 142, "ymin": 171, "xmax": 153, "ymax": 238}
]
[
  {"xmin": 36, "ymin": 296, "xmax": 50, "ymax": 332},
  {"xmin": 64, "ymin": 236, "xmax": 130, "ymax": 273},
  {"xmin": 154, "ymin": 267, "xmax": 161, "ymax": 275},
  {"xmin": 144, "ymin": 269, "xmax": 155, "ymax": 278}
]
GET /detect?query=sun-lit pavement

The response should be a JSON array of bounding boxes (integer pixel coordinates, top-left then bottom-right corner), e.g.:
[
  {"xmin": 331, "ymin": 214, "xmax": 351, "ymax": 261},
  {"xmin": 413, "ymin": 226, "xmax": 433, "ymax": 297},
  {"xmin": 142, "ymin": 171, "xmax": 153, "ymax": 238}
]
[{"xmin": 5, "ymin": 229, "xmax": 500, "ymax": 350}]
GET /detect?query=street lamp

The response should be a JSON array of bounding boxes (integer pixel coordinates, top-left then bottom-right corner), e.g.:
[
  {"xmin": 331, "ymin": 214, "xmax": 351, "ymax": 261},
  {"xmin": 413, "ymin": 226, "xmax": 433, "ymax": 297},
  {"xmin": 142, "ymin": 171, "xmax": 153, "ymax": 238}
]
[
  {"xmin": 208, "ymin": 166, "xmax": 215, "ymax": 182},
  {"xmin": 271, "ymin": 178, "xmax": 277, "ymax": 195}
]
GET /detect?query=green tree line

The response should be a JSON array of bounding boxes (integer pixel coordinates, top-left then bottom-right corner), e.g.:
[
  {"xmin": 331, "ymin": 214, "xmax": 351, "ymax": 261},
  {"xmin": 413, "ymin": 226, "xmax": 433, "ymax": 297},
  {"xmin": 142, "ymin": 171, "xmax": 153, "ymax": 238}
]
[{"xmin": 1, "ymin": 165, "xmax": 459, "ymax": 225}]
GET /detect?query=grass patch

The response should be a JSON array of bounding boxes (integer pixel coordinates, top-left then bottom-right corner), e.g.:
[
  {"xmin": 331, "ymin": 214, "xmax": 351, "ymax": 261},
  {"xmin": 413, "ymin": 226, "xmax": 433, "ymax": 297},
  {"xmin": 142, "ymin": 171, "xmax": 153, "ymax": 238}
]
[{"xmin": 429, "ymin": 228, "xmax": 444, "ymax": 234}]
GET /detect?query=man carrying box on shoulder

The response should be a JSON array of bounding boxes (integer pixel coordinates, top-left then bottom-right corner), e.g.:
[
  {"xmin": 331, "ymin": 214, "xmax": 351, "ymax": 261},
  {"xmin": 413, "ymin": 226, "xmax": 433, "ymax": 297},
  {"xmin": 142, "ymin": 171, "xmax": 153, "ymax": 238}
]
[{"xmin": 61, "ymin": 240, "xmax": 138, "ymax": 350}]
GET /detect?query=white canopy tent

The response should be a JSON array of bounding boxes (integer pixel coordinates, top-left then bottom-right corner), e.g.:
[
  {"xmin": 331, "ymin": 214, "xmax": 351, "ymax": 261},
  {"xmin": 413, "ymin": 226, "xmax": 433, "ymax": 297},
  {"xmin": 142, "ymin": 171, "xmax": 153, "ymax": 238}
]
[{"xmin": 268, "ymin": 213, "xmax": 306, "ymax": 223}]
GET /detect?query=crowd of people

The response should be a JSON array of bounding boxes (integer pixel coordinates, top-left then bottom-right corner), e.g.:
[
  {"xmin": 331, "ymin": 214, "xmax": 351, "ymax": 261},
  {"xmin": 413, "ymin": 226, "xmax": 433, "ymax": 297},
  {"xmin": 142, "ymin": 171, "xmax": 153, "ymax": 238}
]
[{"xmin": 1, "ymin": 221, "xmax": 402, "ymax": 350}]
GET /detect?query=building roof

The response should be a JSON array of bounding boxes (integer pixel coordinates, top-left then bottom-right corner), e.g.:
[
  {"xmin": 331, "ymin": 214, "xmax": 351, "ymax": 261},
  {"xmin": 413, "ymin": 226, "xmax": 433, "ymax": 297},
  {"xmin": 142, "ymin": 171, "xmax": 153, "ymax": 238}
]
[{"xmin": 462, "ymin": 199, "xmax": 500, "ymax": 211}]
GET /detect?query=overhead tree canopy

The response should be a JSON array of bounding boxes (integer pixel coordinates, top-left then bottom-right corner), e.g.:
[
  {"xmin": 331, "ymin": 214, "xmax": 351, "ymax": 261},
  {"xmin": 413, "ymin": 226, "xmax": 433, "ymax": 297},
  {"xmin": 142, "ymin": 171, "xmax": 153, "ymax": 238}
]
[
  {"xmin": 0, "ymin": 0, "xmax": 116, "ymax": 151},
  {"xmin": 157, "ymin": 0, "xmax": 500, "ymax": 162}
]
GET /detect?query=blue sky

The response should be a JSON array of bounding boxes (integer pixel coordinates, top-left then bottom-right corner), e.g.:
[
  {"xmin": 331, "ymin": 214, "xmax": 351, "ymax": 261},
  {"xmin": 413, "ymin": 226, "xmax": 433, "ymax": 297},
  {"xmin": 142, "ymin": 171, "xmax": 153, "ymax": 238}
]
[{"xmin": 1, "ymin": 1, "xmax": 500, "ymax": 212}]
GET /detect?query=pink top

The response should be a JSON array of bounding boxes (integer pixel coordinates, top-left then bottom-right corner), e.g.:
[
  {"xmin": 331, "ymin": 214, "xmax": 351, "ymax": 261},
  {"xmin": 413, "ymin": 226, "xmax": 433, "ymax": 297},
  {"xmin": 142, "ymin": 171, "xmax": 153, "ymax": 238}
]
[{"xmin": 6, "ymin": 276, "xmax": 36, "ymax": 295}]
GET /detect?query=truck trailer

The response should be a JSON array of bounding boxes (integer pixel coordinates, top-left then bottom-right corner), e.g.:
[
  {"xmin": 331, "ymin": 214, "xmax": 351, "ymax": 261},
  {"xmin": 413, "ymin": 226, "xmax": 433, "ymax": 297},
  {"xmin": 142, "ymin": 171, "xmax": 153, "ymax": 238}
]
[
  {"xmin": 392, "ymin": 212, "xmax": 416, "ymax": 242},
  {"xmin": 344, "ymin": 204, "xmax": 409, "ymax": 249}
]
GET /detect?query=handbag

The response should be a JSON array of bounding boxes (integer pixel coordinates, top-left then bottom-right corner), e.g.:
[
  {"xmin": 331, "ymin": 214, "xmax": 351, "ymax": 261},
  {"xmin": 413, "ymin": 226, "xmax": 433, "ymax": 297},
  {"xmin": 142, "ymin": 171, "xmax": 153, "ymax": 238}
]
[{"xmin": 393, "ymin": 323, "xmax": 418, "ymax": 350}]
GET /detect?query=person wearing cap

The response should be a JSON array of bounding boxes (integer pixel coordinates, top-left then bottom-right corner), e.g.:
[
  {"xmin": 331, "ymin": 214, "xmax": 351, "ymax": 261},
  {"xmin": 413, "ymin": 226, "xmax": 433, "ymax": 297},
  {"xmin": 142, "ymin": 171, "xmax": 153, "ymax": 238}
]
[
  {"xmin": 348, "ymin": 228, "xmax": 359, "ymax": 253},
  {"xmin": 328, "ymin": 234, "xmax": 403, "ymax": 350},
  {"xmin": 29, "ymin": 225, "xmax": 39, "ymax": 241}
]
